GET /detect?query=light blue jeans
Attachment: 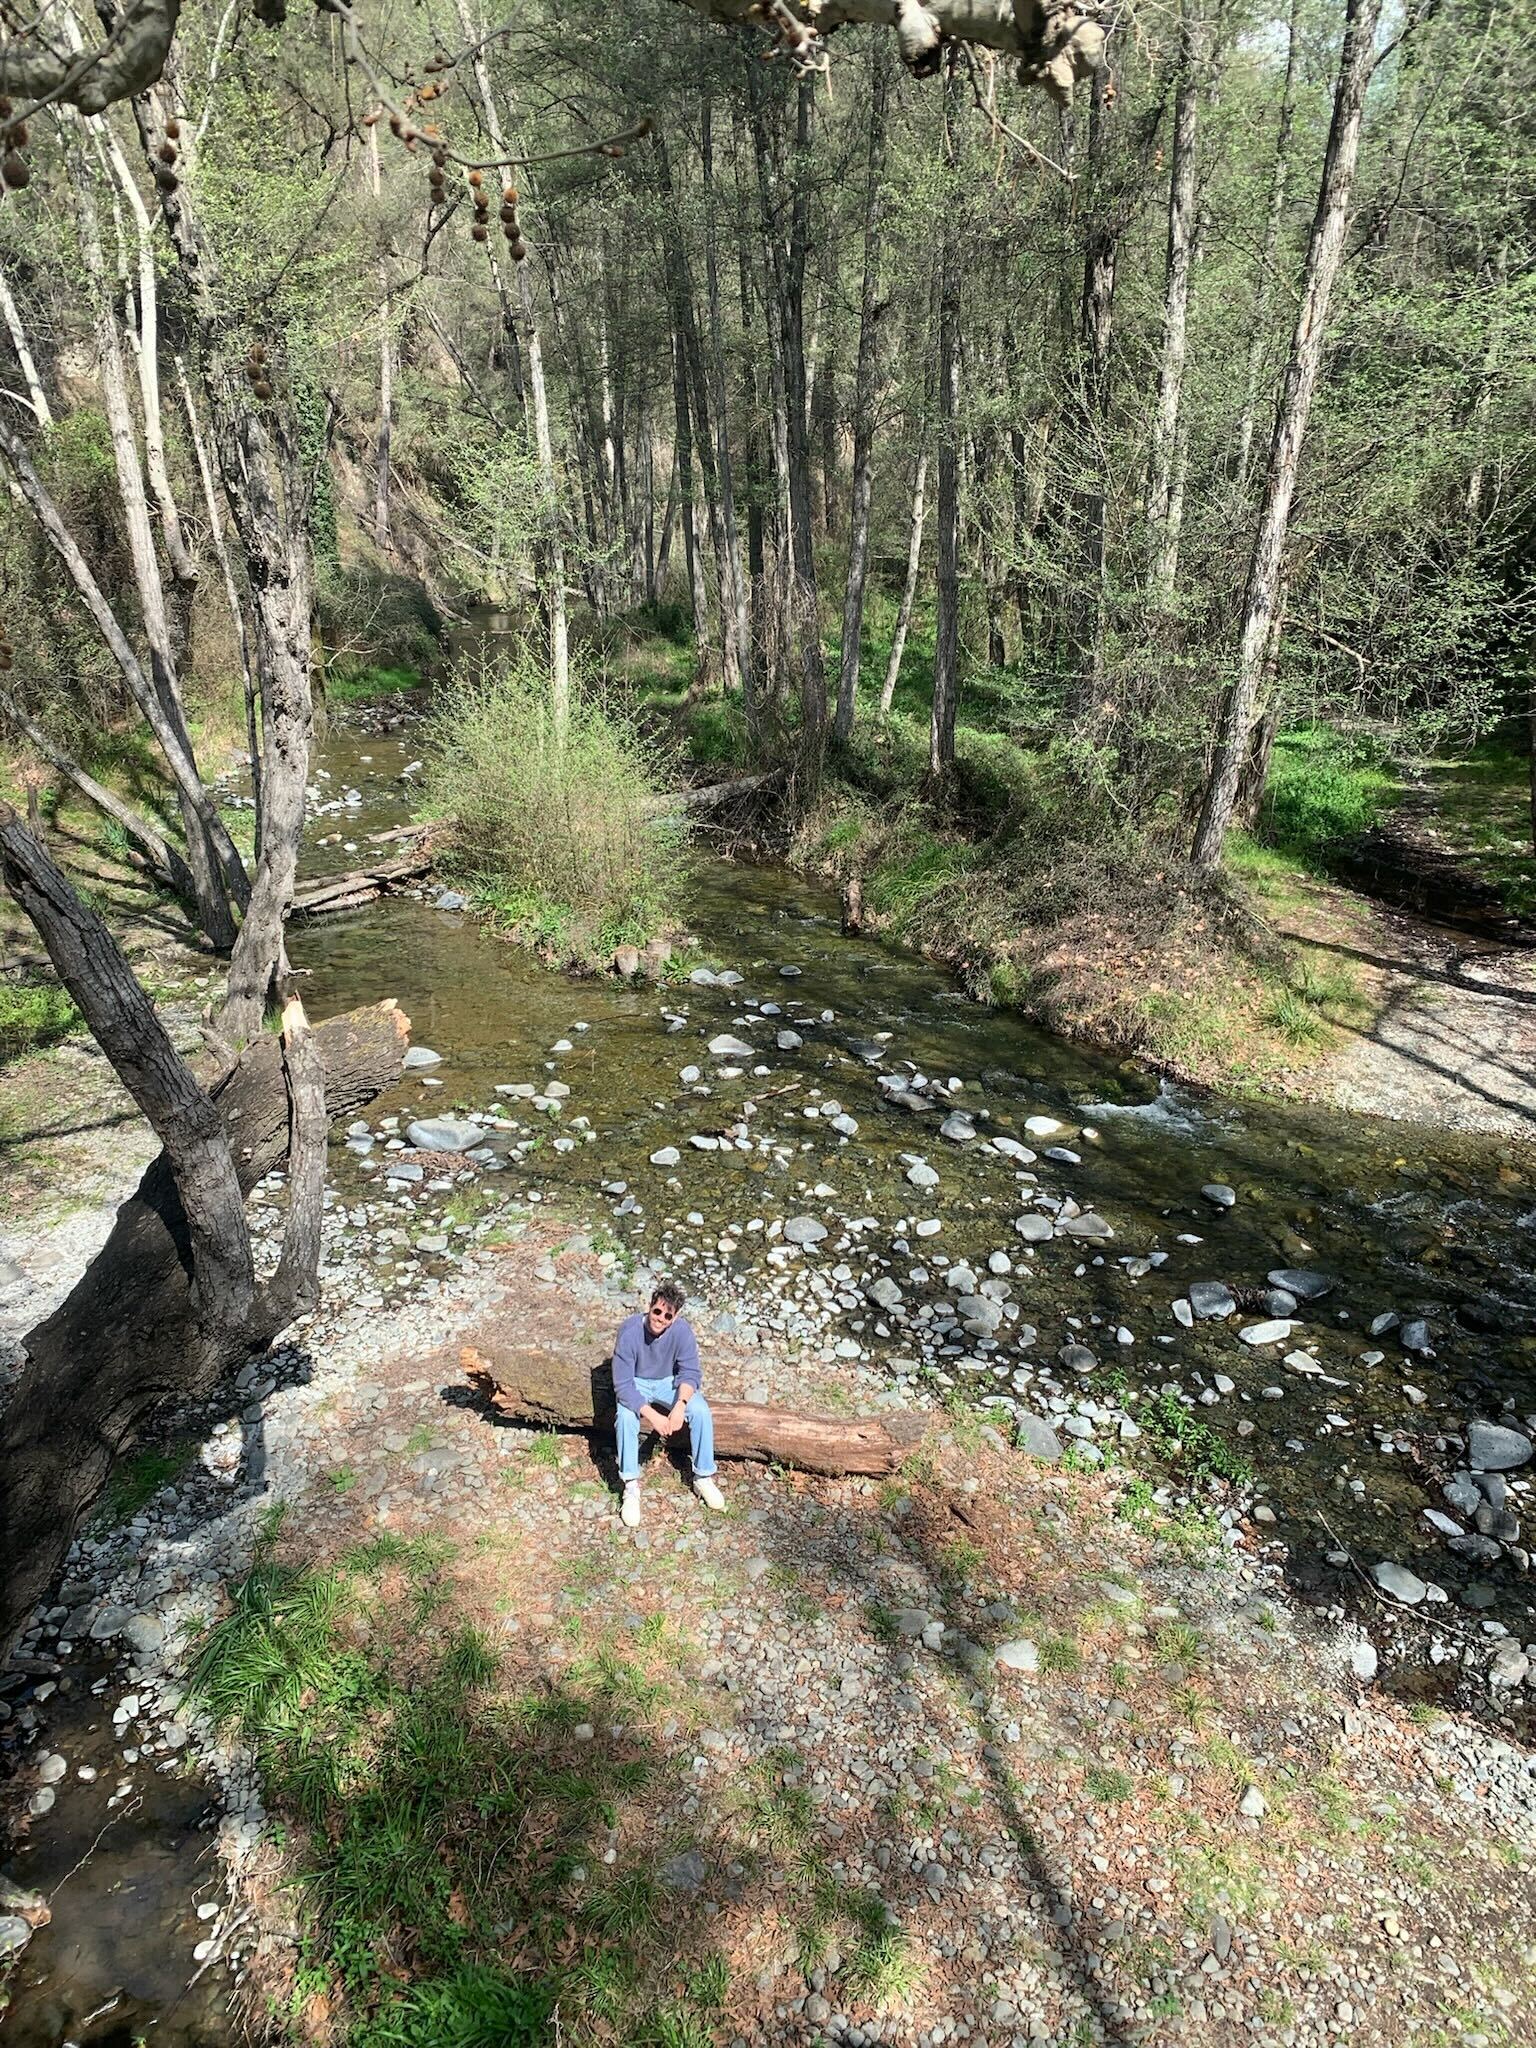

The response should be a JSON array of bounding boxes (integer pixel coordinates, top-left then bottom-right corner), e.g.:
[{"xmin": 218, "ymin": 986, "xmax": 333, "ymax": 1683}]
[{"xmin": 616, "ymin": 1375, "xmax": 716, "ymax": 1482}]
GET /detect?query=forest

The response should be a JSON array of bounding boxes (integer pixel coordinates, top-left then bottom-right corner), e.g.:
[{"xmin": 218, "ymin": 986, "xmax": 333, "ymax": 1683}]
[{"xmin": 1, "ymin": 2, "xmax": 1535, "ymax": 2046}]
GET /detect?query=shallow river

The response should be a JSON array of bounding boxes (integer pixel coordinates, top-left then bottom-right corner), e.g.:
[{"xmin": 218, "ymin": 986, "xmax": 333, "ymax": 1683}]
[
  {"xmin": 299, "ymin": 715, "xmax": 1536, "ymax": 1597},
  {"xmin": 4, "ymin": 703, "xmax": 1534, "ymax": 2045}
]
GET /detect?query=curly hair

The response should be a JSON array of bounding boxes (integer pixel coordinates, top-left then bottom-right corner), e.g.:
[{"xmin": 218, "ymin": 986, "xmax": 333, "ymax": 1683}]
[{"xmin": 650, "ymin": 1277, "xmax": 686, "ymax": 1314}]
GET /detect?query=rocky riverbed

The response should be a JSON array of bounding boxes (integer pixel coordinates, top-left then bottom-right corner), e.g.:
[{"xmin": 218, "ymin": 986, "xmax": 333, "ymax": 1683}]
[{"xmin": 4, "ymin": 1142, "xmax": 1536, "ymax": 2044}]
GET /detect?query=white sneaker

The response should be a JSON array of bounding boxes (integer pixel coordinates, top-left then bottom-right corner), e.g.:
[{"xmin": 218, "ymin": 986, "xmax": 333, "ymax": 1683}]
[
  {"xmin": 694, "ymin": 1475, "xmax": 726, "ymax": 1513},
  {"xmin": 620, "ymin": 1481, "xmax": 641, "ymax": 1528}
]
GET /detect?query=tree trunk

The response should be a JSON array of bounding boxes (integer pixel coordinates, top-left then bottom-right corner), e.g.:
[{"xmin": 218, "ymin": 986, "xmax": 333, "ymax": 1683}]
[
  {"xmin": 929, "ymin": 65, "xmax": 962, "ymax": 783},
  {"xmin": 374, "ymin": 270, "xmax": 393, "ymax": 551},
  {"xmin": 671, "ymin": 323, "xmax": 712, "ymax": 665},
  {"xmin": 461, "ymin": 1345, "xmax": 927, "ymax": 1477},
  {"xmin": 0, "ymin": 687, "xmax": 195, "ymax": 899},
  {"xmin": 0, "ymin": 883, "xmax": 408, "ymax": 1665},
  {"xmin": 1235, "ymin": 0, "xmax": 1301, "ymax": 490},
  {"xmin": 834, "ymin": 41, "xmax": 891, "ymax": 745},
  {"xmin": 1066, "ymin": 70, "xmax": 1119, "ymax": 708},
  {"xmin": 1193, "ymin": 0, "xmax": 1382, "ymax": 870},
  {"xmin": 1146, "ymin": 9, "xmax": 1202, "ymax": 604},
  {"xmin": 72, "ymin": 144, "xmax": 240, "ymax": 951},
  {"xmin": 0, "ymin": 260, "xmax": 51, "ymax": 425},
  {"xmin": 880, "ymin": 448, "xmax": 928, "ymax": 718},
  {"xmin": 452, "ymin": 0, "xmax": 569, "ymax": 737},
  {"xmin": 699, "ymin": 99, "xmax": 753, "ymax": 714},
  {"xmin": 784, "ymin": 77, "xmax": 827, "ymax": 769}
]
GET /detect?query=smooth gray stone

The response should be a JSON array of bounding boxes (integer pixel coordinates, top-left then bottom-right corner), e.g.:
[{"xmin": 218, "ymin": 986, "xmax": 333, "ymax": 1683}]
[
  {"xmin": 1060, "ymin": 1212, "xmax": 1112, "ymax": 1240},
  {"xmin": 1467, "ymin": 1422, "xmax": 1533, "ymax": 1473},
  {"xmin": 708, "ymin": 1034, "xmax": 754, "ymax": 1059},
  {"xmin": 1267, "ymin": 1268, "xmax": 1335, "ymax": 1301},
  {"xmin": 1400, "ymin": 1318, "xmax": 1433, "ymax": 1355},
  {"xmin": 776, "ymin": 1030, "xmax": 803, "ymax": 1051},
  {"xmin": 1201, "ymin": 1182, "xmax": 1237, "ymax": 1208},
  {"xmin": 1013, "ymin": 1414, "xmax": 1062, "ymax": 1461},
  {"xmin": 1014, "ymin": 1214, "xmax": 1055, "ymax": 1243},
  {"xmin": 406, "ymin": 1117, "xmax": 482, "ymax": 1153},
  {"xmin": 1371, "ymin": 1561, "xmax": 1427, "ymax": 1605},
  {"xmin": 402, "ymin": 1045, "xmax": 442, "ymax": 1069},
  {"xmin": 783, "ymin": 1216, "xmax": 828, "ymax": 1246},
  {"xmin": 649, "ymin": 1147, "xmax": 681, "ymax": 1168},
  {"xmin": 1057, "ymin": 1343, "xmax": 1097, "ymax": 1375},
  {"xmin": 1188, "ymin": 1281, "xmax": 1237, "ymax": 1320}
]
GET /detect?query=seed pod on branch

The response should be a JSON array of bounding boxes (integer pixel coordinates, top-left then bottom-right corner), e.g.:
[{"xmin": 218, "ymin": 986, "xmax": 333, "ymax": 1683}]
[{"xmin": 2, "ymin": 152, "xmax": 30, "ymax": 190}]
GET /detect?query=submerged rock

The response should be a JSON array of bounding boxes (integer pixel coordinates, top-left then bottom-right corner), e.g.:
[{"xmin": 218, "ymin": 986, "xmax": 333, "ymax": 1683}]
[
  {"xmin": 1371, "ymin": 1561, "xmax": 1428, "ymax": 1605},
  {"xmin": 1188, "ymin": 1281, "xmax": 1237, "ymax": 1320},
  {"xmin": 783, "ymin": 1216, "xmax": 828, "ymax": 1247},
  {"xmin": 708, "ymin": 1034, "xmax": 753, "ymax": 1059},
  {"xmin": 406, "ymin": 1118, "xmax": 482, "ymax": 1153},
  {"xmin": 1267, "ymin": 1268, "xmax": 1336, "ymax": 1301}
]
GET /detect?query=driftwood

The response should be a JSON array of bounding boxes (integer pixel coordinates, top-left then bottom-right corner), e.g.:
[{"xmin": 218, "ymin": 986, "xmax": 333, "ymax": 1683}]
[
  {"xmin": 645, "ymin": 771, "xmax": 783, "ymax": 820},
  {"xmin": 0, "ymin": 1000, "xmax": 410, "ymax": 1652},
  {"xmin": 461, "ymin": 1343, "xmax": 927, "ymax": 1477},
  {"xmin": 288, "ymin": 849, "xmax": 432, "ymax": 917}
]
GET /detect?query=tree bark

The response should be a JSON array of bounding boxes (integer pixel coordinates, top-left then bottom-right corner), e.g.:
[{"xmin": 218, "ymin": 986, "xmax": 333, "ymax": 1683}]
[
  {"xmin": 1193, "ymin": 0, "xmax": 1382, "ymax": 870},
  {"xmin": 699, "ymin": 99, "xmax": 753, "ymax": 713},
  {"xmin": 880, "ymin": 447, "xmax": 928, "ymax": 718},
  {"xmin": 834, "ymin": 41, "xmax": 891, "ymax": 745},
  {"xmin": 1146, "ymin": 9, "xmax": 1202, "ymax": 605},
  {"xmin": 784, "ymin": 77, "xmax": 827, "ymax": 769},
  {"xmin": 0, "ymin": 687, "xmax": 195, "ymax": 899},
  {"xmin": 929, "ymin": 64, "xmax": 962, "ymax": 783},
  {"xmin": 0, "ymin": 260, "xmax": 51, "ymax": 425},
  {"xmin": 0, "ymin": 961, "xmax": 408, "ymax": 1661},
  {"xmin": 374, "ymin": 270, "xmax": 394, "ymax": 551},
  {"xmin": 461, "ymin": 1345, "xmax": 927, "ymax": 1477},
  {"xmin": 1065, "ymin": 69, "xmax": 1119, "ymax": 709},
  {"xmin": 1235, "ymin": 0, "xmax": 1301, "ymax": 490}
]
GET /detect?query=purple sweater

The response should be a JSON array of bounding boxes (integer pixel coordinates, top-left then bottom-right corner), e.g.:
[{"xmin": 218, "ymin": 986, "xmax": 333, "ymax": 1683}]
[{"xmin": 612, "ymin": 1312, "xmax": 702, "ymax": 1416}]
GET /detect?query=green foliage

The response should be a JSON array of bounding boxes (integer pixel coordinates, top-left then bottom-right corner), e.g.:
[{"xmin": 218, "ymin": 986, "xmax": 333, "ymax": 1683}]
[
  {"xmin": 318, "ymin": 569, "xmax": 442, "ymax": 681},
  {"xmin": 0, "ymin": 978, "xmax": 80, "ymax": 1062},
  {"xmin": 425, "ymin": 649, "xmax": 682, "ymax": 966},
  {"xmin": 1258, "ymin": 728, "xmax": 1395, "ymax": 867},
  {"xmin": 1136, "ymin": 1391, "xmax": 1253, "ymax": 1490},
  {"xmin": 94, "ymin": 1441, "xmax": 194, "ymax": 1527}
]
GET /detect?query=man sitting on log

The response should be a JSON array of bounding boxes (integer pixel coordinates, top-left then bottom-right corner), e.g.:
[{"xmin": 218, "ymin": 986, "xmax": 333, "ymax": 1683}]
[{"xmin": 613, "ymin": 1279, "xmax": 725, "ymax": 1527}]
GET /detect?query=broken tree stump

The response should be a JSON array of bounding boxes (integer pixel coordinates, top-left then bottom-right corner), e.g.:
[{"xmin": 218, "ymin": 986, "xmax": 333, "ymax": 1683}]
[{"xmin": 461, "ymin": 1343, "xmax": 927, "ymax": 1477}]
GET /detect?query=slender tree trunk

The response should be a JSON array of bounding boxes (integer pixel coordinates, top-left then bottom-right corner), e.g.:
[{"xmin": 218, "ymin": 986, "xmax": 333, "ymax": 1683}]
[
  {"xmin": 700, "ymin": 99, "xmax": 753, "ymax": 714},
  {"xmin": 1193, "ymin": 0, "xmax": 1383, "ymax": 869},
  {"xmin": 834, "ymin": 41, "xmax": 890, "ymax": 745},
  {"xmin": 784, "ymin": 77, "xmax": 827, "ymax": 766},
  {"xmin": 453, "ymin": 0, "xmax": 568, "ymax": 735},
  {"xmin": 0, "ymin": 262, "xmax": 50, "ymax": 425},
  {"xmin": 1146, "ymin": 9, "xmax": 1203, "ymax": 604},
  {"xmin": 72, "ymin": 146, "xmax": 240, "ymax": 950},
  {"xmin": 0, "ymin": 687, "xmax": 195, "ymax": 898},
  {"xmin": 671, "ymin": 324, "xmax": 711, "ymax": 663},
  {"xmin": 1066, "ymin": 70, "xmax": 1119, "ymax": 707},
  {"xmin": 880, "ymin": 447, "xmax": 928, "ymax": 718},
  {"xmin": 174, "ymin": 352, "xmax": 261, "ymax": 847},
  {"xmin": 374, "ymin": 269, "xmax": 393, "ymax": 551},
  {"xmin": 929, "ymin": 64, "xmax": 962, "ymax": 783},
  {"xmin": 1235, "ymin": 0, "xmax": 1301, "ymax": 490}
]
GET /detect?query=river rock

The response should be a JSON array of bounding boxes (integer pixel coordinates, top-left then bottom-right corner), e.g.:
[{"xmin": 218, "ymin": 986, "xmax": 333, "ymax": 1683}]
[
  {"xmin": 1350, "ymin": 1640, "xmax": 1379, "ymax": 1683},
  {"xmin": 1060, "ymin": 1212, "xmax": 1112, "ymax": 1240},
  {"xmin": 432, "ymin": 888, "xmax": 468, "ymax": 912},
  {"xmin": 867, "ymin": 1278, "xmax": 903, "ymax": 1310},
  {"xmin": 1238, "ymin": 1319, "xmax": 1297, "ymax": 1346},
  {"xmin": 1188, "ymin": 1281, "xmax": 1237, "ymax": 1320},
  {"xmin": 1172, "ymin": 1298, "xmax": 1194, "ymax": 1328},
  {"xmin": 1201, "ymin": 1182, "xmax": 1237, "ymax": 1208},
  {"xmin": 1014, "ymin": 1414, "xmax": 1062, "ymax": 1461},
  {"xmin": 1058, "ymin": 1343, "xmax": 1097, "ymax": 1375},
  {"xmin": 830, "ymin": 1114, "xmax": 859, "ymax": 1137},
  {"xmin": 994, "ymin": 1639, "xmax": 1040, "ymax": 1674},
  {"xmin": 958, "ymin": 1296, "xmax": 1004, "ymax": 1334},
  {"xmin": 1014, "ymin": 1214, "xmax": 1054, "ymax": 1243},
  {"xmin": 1489, "ymin": 1642, "xmax": 1531, "ymax": 1689},
  {"xmin": 992, "ymin": 1136, "xmax": 1036, "ymax": 1165},
  {"xmin": 660, "ymin": 1849, "xmax": 708, "ymax": 1893},
  {"xmin": 940, "ymin": 1113, "xmax": 976, "ymax": 1143},
  {"xmin": 783, "ymin": 1216, "xmax": 828, "ymax": 1247},
  {"xmin": 1268, "ymin": 1268, "xmax": 1335, "ymax": 1301},
  {"xmin": 1448, "ymin": 1534, "xmax": 1503, "ymax": 1564},
  {"xmin": 1423, "ymin": 1509, "xmax": 1463, "ymax": 1537},
  {"xmin": 385, "ymin": 1160, "xmax": 424, "ymax": 1183},
  {"xmin": 1024, "ymin": 1116, "xmax": 1063, "ymax": 1137},
  {"xmin": 1261, "ymin": 1289, "xmax": 1299, "ymax": 1318},
  {"xmin": 1238, "ymin": 1784, "xmax": 1266, "ymax": 1819},
  {"xmin": 1400, "ymin": 1319, "xmax": 1433, "ymax": 1355},
  {"xmin": 649, "ymin": 1147, "xmax": 681, "ymax": 1168},
  {"xmin": 406, "ymin": 1118, "xmax": 482, "ymax": 1153},
  {"xmin": 689, "ymin": 968, "xmax": 720, "ymax": 985},
  {"xmin": 36, "ymin": 1752, "xmax": 66, "ymax": 1784},
  {"xmin": 402, "ymin": 1046, "xmax": 442, "ymax": 1069},
  {"xmin": 906, "ymin": 1162, "xmax": 940, "ymax": 1189},
  {"xmin": 1467, "ymin": 1423, "xmax": 1534, "ymax": 1473},
  {"xmin": 776, "ymin": 1029, "xmax": 803, "ymax": 1051},
  {"xmin": 1044, "ymin": 1145, "xmax": 1081, "ymax": 1165},
  {"xmin": 1443, "ymin": 1473, "xmax": 1482, "ymax": 1516},
  {"xmin": 708, "ymin": 1034, "xmax": 754, "ymax": 1059},
  {"xmin": 1371, "ymin": 1561, "xmax": 1428, "ymax": 1605},
  {"xmin": 89, "ymin": 1603, "xmax": 132, "ymax": 1640}
]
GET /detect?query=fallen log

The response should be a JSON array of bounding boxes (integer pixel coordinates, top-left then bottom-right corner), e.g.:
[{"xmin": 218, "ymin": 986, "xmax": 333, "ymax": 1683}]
[
  {"xmin": 645, "ymin": 771, "xmax": 783, "ymax": 820},
  {"xmin": 0, "ymin": 1000, "xmax": 410, "ymax": 1654},
  {"xmin": 288, "ymin": 851, "xmax": 432, "ymax": 917},
  {"xmin": 461, "ymin": 1343, "xmax": 927, "ymax": 1477}
]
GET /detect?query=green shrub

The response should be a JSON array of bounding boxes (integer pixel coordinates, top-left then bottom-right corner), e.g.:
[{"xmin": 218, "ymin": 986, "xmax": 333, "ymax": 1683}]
[
  {"xmin": 0, "ymin": 979, "xmax": 80, "ymax": 1061},
  {"xmin": 318, "ymin": 566, "xmax": 442, "ymax": 679},
  {"xmin": 1259, "ymin": 728, "xmax": 1394, "ymax": 866},
  {"xmin": 424, "ymin": 650, "xmax": 681, "ymax": 965}
]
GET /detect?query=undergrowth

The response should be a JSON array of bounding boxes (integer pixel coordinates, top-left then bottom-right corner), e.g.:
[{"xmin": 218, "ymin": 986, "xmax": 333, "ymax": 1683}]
[{"xmin": 187, "ymin": 1515, "xmax": 724, "ymax": 2047}]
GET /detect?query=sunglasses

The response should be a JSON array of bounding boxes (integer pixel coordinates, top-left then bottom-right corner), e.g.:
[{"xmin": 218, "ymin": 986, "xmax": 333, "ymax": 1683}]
[{"xmin": 648, "ymin": 1301, "xmax": 677, "ymax": 1321}]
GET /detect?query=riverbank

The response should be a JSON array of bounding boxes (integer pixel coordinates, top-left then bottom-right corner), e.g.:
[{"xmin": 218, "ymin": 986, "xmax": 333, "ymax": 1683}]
[{"xmin": 4, "ymin": 1162, "xmax": 1536, "ymax": 2045}]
